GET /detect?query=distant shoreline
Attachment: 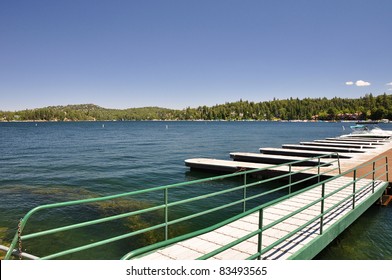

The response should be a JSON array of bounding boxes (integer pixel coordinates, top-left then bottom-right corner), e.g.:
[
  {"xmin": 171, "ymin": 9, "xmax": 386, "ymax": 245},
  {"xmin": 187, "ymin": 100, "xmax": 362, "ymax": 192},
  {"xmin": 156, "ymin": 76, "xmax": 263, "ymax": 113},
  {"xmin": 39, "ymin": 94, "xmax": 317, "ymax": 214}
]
[
  {"xmin": 0, "ymin": 119, "xmax": 367, "ymax": 123},
  {"xmin": 2, "ymin": 94, "xmax": 392, "ymax": 122}
]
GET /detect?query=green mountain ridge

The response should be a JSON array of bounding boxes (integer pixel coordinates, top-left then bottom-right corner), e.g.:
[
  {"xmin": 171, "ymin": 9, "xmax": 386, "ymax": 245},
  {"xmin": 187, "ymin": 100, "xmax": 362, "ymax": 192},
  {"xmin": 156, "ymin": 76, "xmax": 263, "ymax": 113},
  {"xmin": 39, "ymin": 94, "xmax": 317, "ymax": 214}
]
[{"xmin": 1, "ymin": 93, "xmax": 392, "ymax": 121}]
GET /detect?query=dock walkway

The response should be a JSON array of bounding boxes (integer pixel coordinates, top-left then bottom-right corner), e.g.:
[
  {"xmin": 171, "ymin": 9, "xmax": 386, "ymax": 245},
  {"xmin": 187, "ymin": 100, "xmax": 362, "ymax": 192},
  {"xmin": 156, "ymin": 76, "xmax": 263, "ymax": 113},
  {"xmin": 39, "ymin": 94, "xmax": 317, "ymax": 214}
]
[
  {"xmin": 136, "ymin": 176, "xmax": 388, "ymax": 260},
  {"xmin": 141, "ymin": 133, "xmax": 392, "ymax": 260}
]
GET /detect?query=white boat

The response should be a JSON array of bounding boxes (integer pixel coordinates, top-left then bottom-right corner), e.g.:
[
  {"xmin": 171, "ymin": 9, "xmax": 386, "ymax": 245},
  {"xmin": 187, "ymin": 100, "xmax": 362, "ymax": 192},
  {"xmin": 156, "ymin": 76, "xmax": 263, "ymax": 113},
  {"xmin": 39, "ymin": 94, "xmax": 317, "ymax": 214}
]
[{"xmin": 340, "ymin": 122, "xmax": 392, "ymax": 139}]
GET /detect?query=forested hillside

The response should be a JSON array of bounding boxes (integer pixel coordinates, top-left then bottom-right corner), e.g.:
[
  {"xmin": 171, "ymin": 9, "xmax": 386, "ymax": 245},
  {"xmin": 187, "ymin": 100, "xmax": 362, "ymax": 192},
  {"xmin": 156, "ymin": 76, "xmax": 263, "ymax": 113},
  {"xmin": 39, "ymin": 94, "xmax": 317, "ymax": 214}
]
[{"xmin": 1, "ymin": 93, "xmax": 391, "ymax": 121}]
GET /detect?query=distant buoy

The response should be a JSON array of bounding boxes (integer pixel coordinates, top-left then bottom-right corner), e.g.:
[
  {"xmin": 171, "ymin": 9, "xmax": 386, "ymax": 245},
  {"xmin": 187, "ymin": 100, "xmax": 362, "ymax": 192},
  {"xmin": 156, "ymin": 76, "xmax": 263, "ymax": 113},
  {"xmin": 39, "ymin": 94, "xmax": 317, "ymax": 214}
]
[
  {"xmin": 102, "ymin": 124, "xmax": 105, "ymax": 128},
  {"xmin": 166, "ymin": 125, "xmax": 168, "ymax": 129},
  {"xmin": 342, "ymin": 126, "xmax": 345, "ymax": 131},
  {"xmin": 35, "ymin": 123, "xmax": 38, "ymax": 127}
]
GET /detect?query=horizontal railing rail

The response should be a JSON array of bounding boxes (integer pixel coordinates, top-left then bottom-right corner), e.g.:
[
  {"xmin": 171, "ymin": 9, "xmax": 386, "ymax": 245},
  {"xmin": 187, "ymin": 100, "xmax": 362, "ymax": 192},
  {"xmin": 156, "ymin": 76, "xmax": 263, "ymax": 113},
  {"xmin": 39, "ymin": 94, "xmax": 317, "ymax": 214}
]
[{"xmin": 6, "ymin": 152, "xmax": 385, "ymax": 260}]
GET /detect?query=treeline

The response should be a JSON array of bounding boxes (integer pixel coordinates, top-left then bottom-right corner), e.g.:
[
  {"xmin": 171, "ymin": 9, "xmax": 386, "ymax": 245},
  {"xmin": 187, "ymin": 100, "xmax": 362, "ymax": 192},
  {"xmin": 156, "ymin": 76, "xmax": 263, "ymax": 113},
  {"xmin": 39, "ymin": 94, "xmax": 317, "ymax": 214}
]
[
  {"xmin": 0, "ymin": 104, "xmax": 178, "ymax": 122},
  {"xmin": 2, "ymin": 93, "xmax": 392, "ymax": 122}
]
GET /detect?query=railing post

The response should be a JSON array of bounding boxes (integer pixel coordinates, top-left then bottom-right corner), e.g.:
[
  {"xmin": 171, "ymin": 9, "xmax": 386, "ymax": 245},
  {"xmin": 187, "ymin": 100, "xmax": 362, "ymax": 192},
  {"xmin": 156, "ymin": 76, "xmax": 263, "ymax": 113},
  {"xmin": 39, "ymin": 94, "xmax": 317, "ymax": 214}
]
[
  {"xmin": 372, "ymin": 161, "xmax": 376, "ymax": 193},
  {"xmin": 320, "ymin": 183, "xmax": 325, "ymax": 235},
  {"xmin": 164, "ymin": 188, "xmax": 169, "ymax": 241},
  {"xmin": 386, "ymin": 157, "xmax": 389, "ymax": 182},
  {"xmin": 337, "ymin": 153, "xmax": 341, "ymax": 174},
  {"xmin": 288, "ymin": 164, "xmax": 292, "ymax": 194},
  {"xmin": 353, "ymin": 169, "xmax": 356, "ymax": 209},
  {"xmin": 5, "ymin": 219, "xmax": 24, "ymax": 260},
  {"xmin": 257, "ymin": 208, "xmax": 263, "ymax": 260},
  {"xmin": 317, "ymin": 157, "xmax": 321, "ymax": 183},
  {"xmin": 243, "ymin": 173, "xmax": 247, "ymax": 212}
]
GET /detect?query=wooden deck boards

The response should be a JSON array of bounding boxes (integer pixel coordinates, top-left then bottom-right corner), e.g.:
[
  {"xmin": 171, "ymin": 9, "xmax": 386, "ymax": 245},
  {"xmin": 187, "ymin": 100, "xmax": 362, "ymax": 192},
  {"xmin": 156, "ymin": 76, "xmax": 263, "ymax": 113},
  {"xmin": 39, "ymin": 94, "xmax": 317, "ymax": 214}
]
[{"xmin": 136, "ymin": 177, "xmax": 386, "ymax": 260}]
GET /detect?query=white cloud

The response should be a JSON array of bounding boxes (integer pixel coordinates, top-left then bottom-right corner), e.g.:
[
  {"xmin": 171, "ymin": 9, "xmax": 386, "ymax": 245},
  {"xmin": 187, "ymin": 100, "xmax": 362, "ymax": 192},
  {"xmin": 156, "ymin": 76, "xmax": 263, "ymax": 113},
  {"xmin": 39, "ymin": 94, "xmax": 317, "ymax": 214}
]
[
  {"xmin": 386, "ymin": 82, "xmax": 392, "ymax": 86},
  {"xmin": 355, "ymin": 80, "xmax": 371, "ymax": 86},
  {"xmin": 345, "ymin": 81, "xmax": 354, "ymax": 85}
]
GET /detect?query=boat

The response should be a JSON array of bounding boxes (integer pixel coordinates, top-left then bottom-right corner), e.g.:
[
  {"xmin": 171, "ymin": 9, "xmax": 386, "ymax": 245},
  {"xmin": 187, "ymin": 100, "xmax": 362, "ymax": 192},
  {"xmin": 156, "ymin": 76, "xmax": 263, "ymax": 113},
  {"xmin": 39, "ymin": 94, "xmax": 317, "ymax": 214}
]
[{"xmin": 340, "ymin": 122, "xmax": 392, "ymax": 139}]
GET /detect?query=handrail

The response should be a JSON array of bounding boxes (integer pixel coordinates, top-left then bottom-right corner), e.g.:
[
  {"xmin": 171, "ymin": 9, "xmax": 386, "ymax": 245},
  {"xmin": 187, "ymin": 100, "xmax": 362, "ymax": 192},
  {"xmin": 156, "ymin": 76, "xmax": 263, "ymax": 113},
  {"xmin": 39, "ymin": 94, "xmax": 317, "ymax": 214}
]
[
  {"xmin": 123, "ymin": 155, "xmax": 388, "ymax": 260},
  {"xmin": 0, "ymin": 245, "xmax": 39, "ymax": 260},
  {"xmin": 5, "ymin": 152, "xmax": 386, "ymax": 260},
  {"xmin": 122, "ymin": 154, "xmax": 385, "ymax": 260}
]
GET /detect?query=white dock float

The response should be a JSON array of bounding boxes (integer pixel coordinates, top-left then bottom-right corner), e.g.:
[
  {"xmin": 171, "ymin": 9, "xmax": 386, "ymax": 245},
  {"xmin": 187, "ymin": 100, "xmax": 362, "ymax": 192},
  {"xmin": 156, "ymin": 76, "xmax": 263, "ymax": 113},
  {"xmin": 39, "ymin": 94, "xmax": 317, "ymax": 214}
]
[
  {"xmin": 136, "ymin": 177, "xmax": 388, "ymax": 260},
  {"xmin": 282, "ymin": 144, "xmax": 365, "ymax": 153},
  {"xmin": 314, "ymin": 139, "xmax": 383, "ymax": 146},
  {"xmin": 230, "ymin": 152, "xmax": 334, "ymax": 166},
  {"xmin": 259, "ymin": 147, "xmax": 352, "ymax": 158},
  {"xmin": 184, "ymin": 158, "xmax": 334, "ymax": 179},
  {"xmin": 186, "ymin": 134, "xmax": 392, "ymax": 179},
  {"xmin": 185, "ymin": 158, "xmax": 275, "ymax": 173},
  {"xmin": 299, "ymin": 141, "xmax": 376, "ymax": 149},
  {"xmin": 334, "ymin": 137, "xmax": 391, "ymax": 142}
]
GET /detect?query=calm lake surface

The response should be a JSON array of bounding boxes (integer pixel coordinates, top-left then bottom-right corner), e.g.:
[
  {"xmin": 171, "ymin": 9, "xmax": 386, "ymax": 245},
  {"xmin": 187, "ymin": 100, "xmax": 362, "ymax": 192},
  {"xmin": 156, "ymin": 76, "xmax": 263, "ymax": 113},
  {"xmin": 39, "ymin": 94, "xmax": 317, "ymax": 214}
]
[{"xmin": 0, "ymin": 121, "xmax": 391, "ymax": 259}]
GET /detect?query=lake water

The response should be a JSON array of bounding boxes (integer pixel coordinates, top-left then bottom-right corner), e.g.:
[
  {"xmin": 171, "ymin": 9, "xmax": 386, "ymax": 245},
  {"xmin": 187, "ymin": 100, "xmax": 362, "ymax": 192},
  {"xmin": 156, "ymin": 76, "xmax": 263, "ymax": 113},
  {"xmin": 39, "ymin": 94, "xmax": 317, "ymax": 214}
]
[{"xmin": 0, "ymin": 121, "xmax": 391, "ymax": 259}]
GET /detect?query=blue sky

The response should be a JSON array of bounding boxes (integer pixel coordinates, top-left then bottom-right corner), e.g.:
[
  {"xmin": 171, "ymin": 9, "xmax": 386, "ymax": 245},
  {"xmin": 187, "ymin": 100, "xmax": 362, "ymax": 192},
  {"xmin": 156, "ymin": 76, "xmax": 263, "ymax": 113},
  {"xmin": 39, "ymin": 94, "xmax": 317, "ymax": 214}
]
[{"xmin": 1, "ymin": 0, "xmax": 391, "ymax": 111}]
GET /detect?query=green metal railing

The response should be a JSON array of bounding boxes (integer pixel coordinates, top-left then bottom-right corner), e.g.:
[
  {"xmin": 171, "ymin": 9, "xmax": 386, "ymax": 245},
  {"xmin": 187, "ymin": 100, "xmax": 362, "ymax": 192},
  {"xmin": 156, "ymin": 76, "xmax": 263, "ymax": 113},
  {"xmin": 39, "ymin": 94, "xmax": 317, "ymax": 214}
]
[
  {"xmin": 122, "ymin": 155, "xmax": 389, "ymax": 260},
  {"xmin": 4, "ymin": 153, "xmax": 387, "ymax": 260}
]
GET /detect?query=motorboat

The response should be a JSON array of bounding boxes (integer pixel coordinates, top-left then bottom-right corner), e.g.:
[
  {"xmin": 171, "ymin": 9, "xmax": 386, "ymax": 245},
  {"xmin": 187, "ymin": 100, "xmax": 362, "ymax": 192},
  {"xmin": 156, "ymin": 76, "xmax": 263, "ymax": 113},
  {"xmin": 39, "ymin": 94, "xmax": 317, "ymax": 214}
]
[{"xmin": 340, "ymin": 122, "xmax": 392, "ymax": 139}]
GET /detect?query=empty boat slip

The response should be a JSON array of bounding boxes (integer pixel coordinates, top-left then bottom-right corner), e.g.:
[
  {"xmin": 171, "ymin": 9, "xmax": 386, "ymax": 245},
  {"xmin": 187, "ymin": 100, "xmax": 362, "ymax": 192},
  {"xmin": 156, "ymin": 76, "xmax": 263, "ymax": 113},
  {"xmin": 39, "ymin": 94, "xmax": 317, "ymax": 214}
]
[
  {"xmin": 185, "ymin": 158, "xmax": 274, "ymax": 173},
  {"xmin": 298, "ymin": 141, "xmax": 376, "ymax": 149},
  {"xmin": 259, "ymin": 147, "xmax": 352, "ymax": 159},
  {"xmin": 184, "ymin": 131, "xmax": 392, "ymax": 179},
  {"xmin": 313, "ymin": 139, "xmax": 383, "ymax": 146},
  {"xmin": 281, "ymin": 144, "xmax": 365, "ymax": 153},
  {"xmin": 230, "ymin": 152, "xmax": 333, "ymax": 166}
]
